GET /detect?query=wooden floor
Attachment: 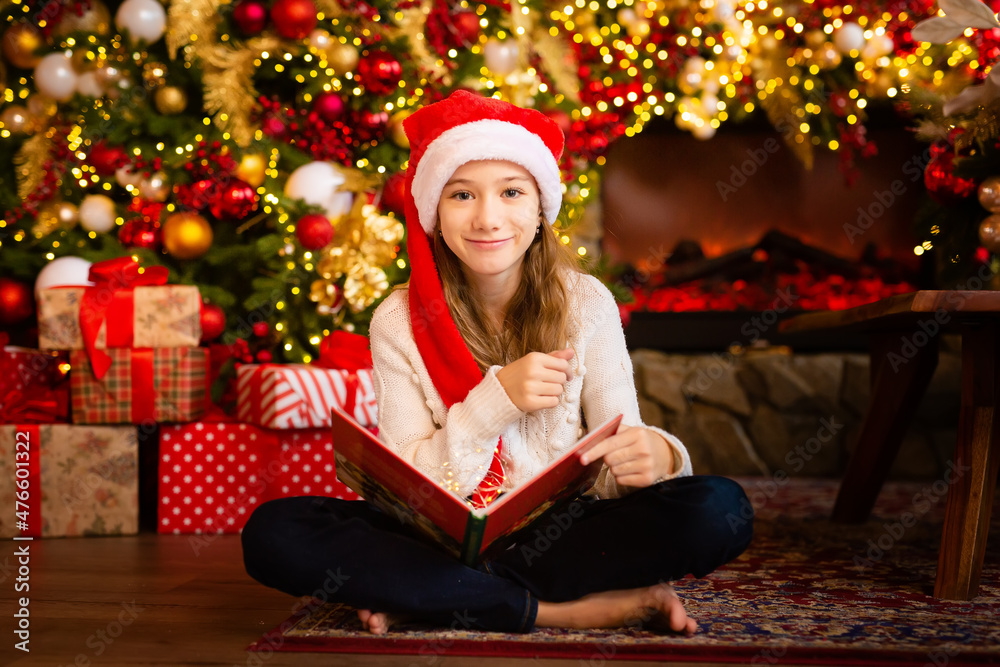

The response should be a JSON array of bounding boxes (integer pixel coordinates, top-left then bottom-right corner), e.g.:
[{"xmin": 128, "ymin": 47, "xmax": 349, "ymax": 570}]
[{"xmin": 1, "ymin": 533, "xmax": 812, "ymax": 667}]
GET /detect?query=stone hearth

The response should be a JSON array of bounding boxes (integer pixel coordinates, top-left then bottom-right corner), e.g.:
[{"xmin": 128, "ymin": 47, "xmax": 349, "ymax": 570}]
[{"xmin": 630, "ymin": 342, "xmax": 961, "ymax": 481}]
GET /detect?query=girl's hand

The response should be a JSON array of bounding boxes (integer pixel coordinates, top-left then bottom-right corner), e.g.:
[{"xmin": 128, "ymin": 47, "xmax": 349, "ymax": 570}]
[
  {"xmin": 496, "ymin": 348, "xmax": 574, "ymax": 412},
  {"xmin": 580, "ymin": 425, "xmax": 674, "ymax": 488}
]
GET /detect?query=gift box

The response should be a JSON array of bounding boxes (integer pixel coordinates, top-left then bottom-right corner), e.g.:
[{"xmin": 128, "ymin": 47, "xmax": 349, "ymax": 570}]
[
  {"xmin": 157, "ymin": 423, "xmax": 362, "ymax": 535},
  {"xmin": 236, "ymin": 364, "xmax": 377, "ymax": 430},
  {"xmin": 71, "ymin": 347, "xmax": 208, "ymax": 424},
  {"xmin": 268, "ymin": 428, "xmax": 362, "ymax": 501},
  {"xmin": 1, "ymin": 347, "xmax": 70, "ymax": 424},
  {"xmin": 157, "ymin": 422, "xmax": 270, "ymax": 535},
  {"xmin": 0, "ymin": 424, "xmax": 138, "ymax": 538}
]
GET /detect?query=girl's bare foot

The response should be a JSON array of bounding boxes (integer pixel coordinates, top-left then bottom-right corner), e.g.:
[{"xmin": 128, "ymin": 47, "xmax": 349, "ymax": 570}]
[
  {"xmin": 357, "ymin": 608, "xmax": 405, "ymax": 635},
  {"xmin": 534, "ymin": 583, "xmax": 696, "ymax": 635}
]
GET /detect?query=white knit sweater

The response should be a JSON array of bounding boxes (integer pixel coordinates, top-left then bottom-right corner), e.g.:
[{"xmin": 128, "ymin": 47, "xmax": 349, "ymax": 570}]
[{"xmin": 368, "ymin": 271, "xmax": 693, "ymax": 501}]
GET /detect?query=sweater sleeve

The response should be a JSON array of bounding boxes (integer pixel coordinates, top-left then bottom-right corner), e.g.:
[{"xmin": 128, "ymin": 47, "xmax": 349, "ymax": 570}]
[
  {"xmin": 577, "ymin": 276, "xmax": 693, "ymax": 499},
  {"xmin": 369, "ymin": 299, "xmax": 525, "ymax": 497}
]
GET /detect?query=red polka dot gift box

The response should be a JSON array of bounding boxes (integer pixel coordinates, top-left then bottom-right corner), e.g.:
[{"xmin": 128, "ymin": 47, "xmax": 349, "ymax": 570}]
[{"xmin": 157, "ymin": 422, "xmax": 361, "ymax": 535}]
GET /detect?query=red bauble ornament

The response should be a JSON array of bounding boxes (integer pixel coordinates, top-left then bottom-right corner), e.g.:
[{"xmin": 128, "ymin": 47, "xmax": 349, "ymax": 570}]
[
  {"xmin": 313, "ymin": 92, "xmax": 345, "ymax": 121},
  {"xmin": 296, "ymin": 213, "xmax": 335, "ymax": 249},
  {"xmin": 232, "ymin": 0, "xmax": 268, "ymax": 35},
  {"xmin": 0, "ymin": 277, "xmax": 34, "ymax": 326},
  {"xmin": 381, "ymin": 172, "xmax": 406, "ymax": 216},
  {"xmin": 118, "ymin": 219, "xmax": 162, "ymax": 250},
  {"xmin": 256, "ymin": 350, "xmax": 273, "ymax": 363},
  {"xmin": 270, "ymin": 0, "xmax": 317, "ymax": 39},
  {"xmin": 355, "ymin": 109, "xmax": 388, "ymax": 143},
  {"xmin": 451, "ymin": 11, "xmax": 480, "ymax": 43},
  {"xmin": 924, "ymin": 144, "xmax": 978, "ymax": 204},
  {"xmin": 356, "ymin": 50, "xmax": 402, "ymax": 96},
  {"xmin": 200, "ymin": 303, "xmax": 227, "ymax": 343},
  {"xmin": 211, "ymin": 179, "xmax": 259, "ymax": 220},
  {"xmin": 261, "ymin": 116, "xmax": 288, "ymax": 138},
  {"xmin": 89, "ymin": 141, "xmax": 127, "ymax": 176},
  {"xmin": 252, "ymin": 321, "xmax": 270, "ymax": 338}
]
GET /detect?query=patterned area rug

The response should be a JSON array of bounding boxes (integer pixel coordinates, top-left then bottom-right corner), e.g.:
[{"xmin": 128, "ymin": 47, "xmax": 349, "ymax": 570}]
[{"xmin": 251, "ymin": 477, "xmax": 1000, "ymax": 664}]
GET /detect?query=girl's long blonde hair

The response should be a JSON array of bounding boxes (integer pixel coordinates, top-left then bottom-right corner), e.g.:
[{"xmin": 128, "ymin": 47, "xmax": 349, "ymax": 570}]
[{"xmin": 432, "ymin": 215, "xmax": 583, "ymax": 373}]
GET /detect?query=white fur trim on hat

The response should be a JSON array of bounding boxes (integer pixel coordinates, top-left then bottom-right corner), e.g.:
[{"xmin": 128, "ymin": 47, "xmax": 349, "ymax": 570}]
[{"xmin": 411, "ymin": 119, "xmax": 562, "ymax": 235}]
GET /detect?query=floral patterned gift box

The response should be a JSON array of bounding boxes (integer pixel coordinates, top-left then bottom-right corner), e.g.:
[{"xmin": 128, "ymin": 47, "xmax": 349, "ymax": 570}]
[{"xmin": 0, "ymin": 424, "xmax": 139, "ymax": 538}]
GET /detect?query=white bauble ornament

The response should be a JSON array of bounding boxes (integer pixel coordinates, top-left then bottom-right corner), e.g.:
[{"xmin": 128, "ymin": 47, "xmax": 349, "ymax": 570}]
[
  {"xmin": 139, "ymin": 171, "xmax": 170, "ymax": 202},
  {"xmin": 34, "ymin": 53, "xmax": 78, "ymax": 102},
  {"xmin": 76, "ymin": 70, "xmax": 104, "ymax": 97},
  {"xmin": 78, "ymin": 194, "xmax": 117, "ymax": 233},
  {"xmin": 285, "ymin": 162, "xmax": 354, "ymax": 220},
  {"xmin": 115, "ymin": 0, "xmax": 167, "ymax": 45},
  {"xmin": 483, "ymin": 39, "xmax": 519, "ymax": 77},
  {"xmin": 862, "ymin": 33, "xmax": 895, "ymax": 60},
  {"xmin": 34, "ymin": 256, "xmax": 93, "ymax": 296},
  {"xmin": 701, "ymin": 93, "xmax": 720, "ymax": 116},
  {"xmin": 115, "ymin": 165, "xmax": 143, "ymax": 189},
  {"xmin": 834, "ymin": 22, "xmax": 865, "ymax": 55}
]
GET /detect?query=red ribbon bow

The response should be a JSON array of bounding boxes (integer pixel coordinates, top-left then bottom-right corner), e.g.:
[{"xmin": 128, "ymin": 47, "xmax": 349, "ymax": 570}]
[
  {"xmin": 311, "ymin": 330, "xmax": 373, "ymax": 371},
  {"xmin": 80, "ymin": 257, "xmax": 170, "ymax": 380}
]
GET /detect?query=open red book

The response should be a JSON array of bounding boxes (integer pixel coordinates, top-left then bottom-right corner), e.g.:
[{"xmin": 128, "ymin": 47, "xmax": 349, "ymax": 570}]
[{"xmin": 331, "ymin": 403, "xmax": 623, "ymax": 566}]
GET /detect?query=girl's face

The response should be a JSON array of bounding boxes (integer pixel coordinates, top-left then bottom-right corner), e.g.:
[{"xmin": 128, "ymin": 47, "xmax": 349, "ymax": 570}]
[{"xmin": 437, "ymin": 160, "xmax": 541, "ymax": 289}]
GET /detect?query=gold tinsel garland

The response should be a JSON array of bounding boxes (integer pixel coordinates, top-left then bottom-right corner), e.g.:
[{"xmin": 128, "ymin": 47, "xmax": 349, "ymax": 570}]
[
  {"xmin": 753, "ymin": 43, "xmax": 814, "ymax": 169},
  {"xmin": 14, "ymin": 133, "xmax": 54, "ymax": 200},
  {"xmin": 166, "ymin": 0, "xmax": 218, "ymax": 61},
  {"xmin": 202, "ymin": 37, "xmax": 280, "ymax": 147}
]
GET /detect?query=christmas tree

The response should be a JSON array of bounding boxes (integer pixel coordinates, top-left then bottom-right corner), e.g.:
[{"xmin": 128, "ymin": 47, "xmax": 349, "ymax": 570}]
[{"xmin": 0, "ymin": 0, "xmax": 986, "ymax": 364}]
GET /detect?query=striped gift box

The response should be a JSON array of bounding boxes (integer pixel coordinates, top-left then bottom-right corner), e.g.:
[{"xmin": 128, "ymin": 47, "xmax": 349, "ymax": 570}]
[
  {"xmin": 70, "ymin": 347, "xmax": 208, "ymax": 424},
  {"xmin": 236, "ymin": 364, "xmax": 377, "ymax": 430}
]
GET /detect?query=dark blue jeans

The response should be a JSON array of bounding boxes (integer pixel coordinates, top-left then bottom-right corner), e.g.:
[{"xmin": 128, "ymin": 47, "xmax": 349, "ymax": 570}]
[{"xmin": 241, "ymin": 475, "xmax": 752, "ymax": 633}]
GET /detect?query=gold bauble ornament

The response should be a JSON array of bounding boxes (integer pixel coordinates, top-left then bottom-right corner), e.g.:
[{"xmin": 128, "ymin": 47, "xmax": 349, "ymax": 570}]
[
  {"xmin": 33, "ymin": 201, "xmax": 79, "ymax": 236},
  {"xmin": 387, "ymin": 109, "xmax": 411, "ymax": 148},
  {"xmin": 54, "ymin": 0, "xmax": 112, "ymax": 36},
  {"xmin": 162, "ymin": 212, "xmax": 213, "ymax": 260},
  {"xmin": 980, "ymin": 215, "xmax": 1000, "ymax": 253},
  {"xmin": 2, "ymin": 23, "xmax": 45, "ymax": 70},
  {"xmin": 236, "ymin": 153, "xmax": 267, "ymax": 187},
  {"xmin": 309, "ymin": 29, "xmax": 333, "ymax": 55},
  {"xmin": 154, "ymin": 86, "xmax": 188, "ymax": 115},
  {"xmin": 27, "ymin": 95, "xmax": 58, "ymax": 122},
  {"xmin": 0, "ymin": 105, "xmax": 31, "ymax": 134},
  {"xmin": 978, "ymin": 176, "xmax": 1000, "ymax": 213},
  {"xmin": 805, "ymin": 30, "xmax": 828, "ymax": 50},
  {"xmin": 328, "ymin": 42, "xmax": 360, "ymax": 73}
]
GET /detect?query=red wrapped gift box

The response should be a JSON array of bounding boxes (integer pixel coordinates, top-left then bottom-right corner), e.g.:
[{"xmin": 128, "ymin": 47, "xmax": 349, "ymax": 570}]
[
  {"xmin": 0, "ymin": 347, "xmax": 70, "ymax": 424},
  {"xmin": 268, "ymin": 429, "xmax": 362, "ymax": 501},
  {"xmin": 158, "ymin": 423, "xmax": 361, "ymax": 535},
  {"xmin": 157, "ymin": 422, "xmax": 270, "ymax": 535}
]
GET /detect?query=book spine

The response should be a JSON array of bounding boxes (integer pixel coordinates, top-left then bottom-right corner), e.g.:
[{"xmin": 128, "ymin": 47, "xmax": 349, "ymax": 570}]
[{"xmin": 460, "ymin": 514, "xmax": 486, "ymax": 567}]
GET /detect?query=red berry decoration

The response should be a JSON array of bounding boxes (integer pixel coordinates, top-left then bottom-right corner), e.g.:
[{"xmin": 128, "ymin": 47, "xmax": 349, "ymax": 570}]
[
  {"xmin": 256, "ymin": 350, "xmax": 273, "ymax": 363},
  {"xmin": 313, "ymin": 92, "xmax": 346, "ymax": 122},
  {"xmin": 0, "ymin": 277, "xmax": 34, "ymax": 326},
  {"xmin": 270, "ymin": 0, "xmax": 317, "ymax": 39},
  {"xmin": 296, "ymin": 213, "xmax": 335, "ymax": 249},
  {"xmin": 451, "ymin": 11, "xmax": 480, "ymax": 43},
  {"xmin": 232, "ymin": 0, "xmax": 268, "ymax": 35},
  {"xmin": 210, "ymin": 178, "xmax": 259, "ymax": 220},
  {"xmin": 89, "ymin": 141, "xmax": 127, "ymax": 176},
  {"xmin": 381, "ymin": 172, "xmax": 406, "ymax": 216},
  {"xmin": 200, "ymin": 303, "xmax": 227, "ymax": 343},
  {"xmin": 118, "ymin": 219, "xmax": 162, "ymax": 250},
  {"xmin": 356, "ymin": 50, "xmax": 402, "ymax": 95},
  {"xmin": 252, "ymin": 321, "xmax": 270, "ymax": 338}
]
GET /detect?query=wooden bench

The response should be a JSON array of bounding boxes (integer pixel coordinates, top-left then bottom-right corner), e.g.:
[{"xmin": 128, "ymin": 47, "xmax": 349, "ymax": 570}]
[{"xmin": 778, "ymin": 290, "xmax": 1000, "ymax": 599}]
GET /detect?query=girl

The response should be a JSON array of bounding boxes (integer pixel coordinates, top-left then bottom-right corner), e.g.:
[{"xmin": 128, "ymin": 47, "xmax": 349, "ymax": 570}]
[{"xmin": 242, "ymin": 90, "xmax": 752, "ymax": 636}]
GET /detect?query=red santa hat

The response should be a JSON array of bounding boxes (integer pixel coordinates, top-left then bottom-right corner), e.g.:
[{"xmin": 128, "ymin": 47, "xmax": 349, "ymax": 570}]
[{"xmin": 401, "ymin": 90, "xmax": 565, "ymax": 408}]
